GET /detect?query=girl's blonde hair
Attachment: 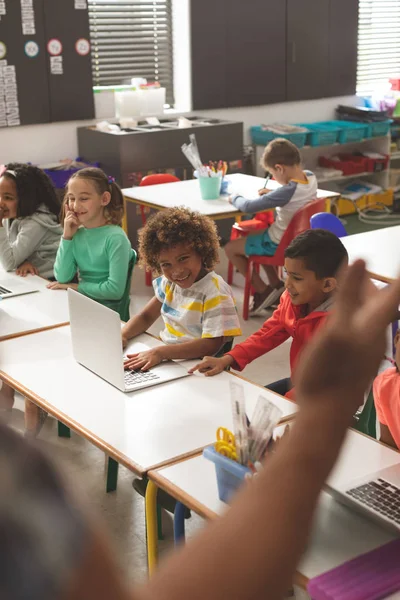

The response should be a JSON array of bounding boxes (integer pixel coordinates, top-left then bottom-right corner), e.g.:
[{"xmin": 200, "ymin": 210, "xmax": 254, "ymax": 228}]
[{"xmin": 62, "ymin": 167, "xmax": 124, "ymax": 226}]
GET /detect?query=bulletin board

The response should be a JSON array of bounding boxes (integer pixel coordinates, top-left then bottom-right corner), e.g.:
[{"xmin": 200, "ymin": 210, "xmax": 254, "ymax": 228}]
[{"xmin": 0, "ymin": 0, "xmax": 94, "ymax": 128}]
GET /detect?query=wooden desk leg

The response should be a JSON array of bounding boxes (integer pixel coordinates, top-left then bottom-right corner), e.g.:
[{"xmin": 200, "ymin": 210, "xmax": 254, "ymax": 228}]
[
  {"xmin": 174, "ymin": 501, "xmax": 186, "ymax": 545},
  {"xmin": 145, "ymin": 480, "xmax": 158, "ymax": 574},
  {"xmin": 106, "ymin": 457, "xmax": 119, "ymax": 493}
]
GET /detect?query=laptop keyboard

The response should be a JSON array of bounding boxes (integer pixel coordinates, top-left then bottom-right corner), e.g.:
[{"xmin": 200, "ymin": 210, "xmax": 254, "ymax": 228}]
[
  {"xmin": 0, "ymin": 285, "xmax": 12, "ymax": 295},
  {"xmin": 124, "ymin": 369, "xmax": 161, "ymax": 387},
  {"xmin": 346, "ymin": 478, "xmax": 400, "ymax": 524}
]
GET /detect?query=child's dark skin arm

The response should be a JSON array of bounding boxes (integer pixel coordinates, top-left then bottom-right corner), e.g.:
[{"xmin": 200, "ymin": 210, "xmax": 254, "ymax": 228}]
[
  {"xmin": 124, "ymin": 337, "xmax": 223, "ymax": 371},
  {"xmin": 380, "ymin": 423, "xmax": 397, "ymax": 449},
  {"xmin": 121, "ymin": 297, "xmax": 162, "ymax": 347}
]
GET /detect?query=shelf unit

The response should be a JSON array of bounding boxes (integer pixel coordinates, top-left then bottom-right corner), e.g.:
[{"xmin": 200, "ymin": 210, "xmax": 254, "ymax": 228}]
[{"xmin": 253, "ymin": 134, "xmax": 391, "ymax": 191}]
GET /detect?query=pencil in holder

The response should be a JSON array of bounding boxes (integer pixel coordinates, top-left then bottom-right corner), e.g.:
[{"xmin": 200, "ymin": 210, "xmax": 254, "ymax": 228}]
[
  {"xmin": 198, "ymin": 175, "xmax": 222, "ymax": 200},
  {"xmin": 203, "ymin": 445, "xmax": 250, "ymax": 503}
]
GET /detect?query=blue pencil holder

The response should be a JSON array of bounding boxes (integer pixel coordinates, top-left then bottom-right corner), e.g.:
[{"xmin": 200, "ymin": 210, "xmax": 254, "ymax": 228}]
[
  {"xmin": 203, "ymin": 445, "xmax": 250, "ymax": 503},
  {"xmin": 198, "ymin": 175, "xmax": 222, "ymax": 200}
]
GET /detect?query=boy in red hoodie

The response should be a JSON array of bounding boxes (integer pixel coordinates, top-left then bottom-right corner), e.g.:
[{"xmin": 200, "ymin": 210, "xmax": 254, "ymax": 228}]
[
  {"xmin": 373, "ymin": 330, "xmax": 400, "ymax": 449},
  {"xmin": 190, "ymin": 229, "xmax": 348, "ymax": 398}
]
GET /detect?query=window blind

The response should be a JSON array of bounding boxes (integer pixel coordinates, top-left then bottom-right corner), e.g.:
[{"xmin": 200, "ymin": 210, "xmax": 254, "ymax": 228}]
[
  {"xmin": 357, "ymin": 0, "xmax": 400, "ymax": 95},
  {"xmin": 88, "ymin": 0, "xmax": 174, "ymax": 105}
]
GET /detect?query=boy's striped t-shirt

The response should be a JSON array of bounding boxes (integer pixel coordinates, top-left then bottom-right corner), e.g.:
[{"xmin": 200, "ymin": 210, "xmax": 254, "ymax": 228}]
[{"xmin": 153, "ymin": 271, "xmax": 242, "ymax": 344}]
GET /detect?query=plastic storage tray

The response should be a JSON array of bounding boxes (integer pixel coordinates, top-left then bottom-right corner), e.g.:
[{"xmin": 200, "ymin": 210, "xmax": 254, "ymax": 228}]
[
  {"xmin": 333, "ymin": 120, "xmax": 369, "ymax": 143},
  {"xmin": 250, "ymin": 125, "xmax": 308, "ymax": 148},
  {"xmin": 203, "ymin": 445, "xmax": 250, "ymax": 503},
  {"xmin": 319, "ymin": 154, "xmax": 369, "ymax": 176},
  {"xmin": 366, "ymin": 119, "xmax": 392, "ymax": 138},
  {"xmin": 297, "ymin": 122, "xmax": 341, "ymax": 146},
  {"xmin": 43, "ymin": 158, "xmax": 100, "ymax": 189}
]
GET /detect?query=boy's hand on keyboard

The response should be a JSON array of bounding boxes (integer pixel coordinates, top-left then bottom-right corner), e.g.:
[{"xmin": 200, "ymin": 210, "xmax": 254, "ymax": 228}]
[
  {"xmin": 295, "ymin": 260, "xmax": 400, "ymax": 414},
  {"xmin": 189, "ymin": 354, "xmax": 233, "ymax": 376},
  {"xmin": 124, "ymin": 347, "xmax": 166, "ymax": 371},
  {"xmin": 16, "ymin": 262, "xmax": 38, "ymax": 277}
]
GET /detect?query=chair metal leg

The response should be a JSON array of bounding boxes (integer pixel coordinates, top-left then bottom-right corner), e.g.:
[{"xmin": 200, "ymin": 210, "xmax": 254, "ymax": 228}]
[
  {"xmin": 145, "ymin": 480, "xmax": 158, "ymax": 574},
  {"xmin": 57, "ymin": 421, "xmax": 71, "ymax": 438},
  {"xmin": 227, "ymin": 260, "xmax": 234, "ymax": 285},
  {"xmin": 106, "ymin": 457, "xmax": 119, "ymax": 493},
  {"xmin": 392, "ymin": 320, "xmax": 399, "ymax": 357},
  {"xmin": 174, "ymin": 501, "xmax": 187, "ymax": 544},
  {"xmin": 243, "ymin": 260, "xmax": 253, "ymax": 321},
  {"xmin": 157, "ymin": 503, "xmax": 164, "ymax": 540}
]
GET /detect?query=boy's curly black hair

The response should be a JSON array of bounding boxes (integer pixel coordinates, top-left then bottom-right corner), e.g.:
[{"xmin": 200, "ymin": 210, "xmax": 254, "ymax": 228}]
[
  {"xmin": 3, "ymin": 163, "xmax": 61, "ymax": 219},
  {"xmin": 139, "ymin": 207, "xmax": 220, "ymax": 273}
]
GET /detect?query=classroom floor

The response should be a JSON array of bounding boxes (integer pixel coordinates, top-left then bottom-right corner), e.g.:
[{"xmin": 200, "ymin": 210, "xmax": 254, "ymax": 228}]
[{"xmin": 3, "ymin": 249, "xmax": 292, "ymax": 589}]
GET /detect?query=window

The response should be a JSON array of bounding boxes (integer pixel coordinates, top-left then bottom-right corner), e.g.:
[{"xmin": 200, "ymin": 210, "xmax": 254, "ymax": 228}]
[
  {"xmin": 88, "ymin": 0, "xmax": 174, "ymax": 105},
  {"xmin": 357, "ymin": 0, "xmax": 400, "ymax": 95}
]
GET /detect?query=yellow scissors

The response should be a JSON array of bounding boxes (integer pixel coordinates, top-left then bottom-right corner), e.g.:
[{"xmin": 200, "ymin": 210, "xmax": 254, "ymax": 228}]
[{"xmin": 215, "ymin": 427, "xmax": 237, "ymax": 461}]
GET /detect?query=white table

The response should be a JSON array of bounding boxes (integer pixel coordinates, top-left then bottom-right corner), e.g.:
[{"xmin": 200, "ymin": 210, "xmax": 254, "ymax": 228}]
[
  {"xmin": 342, "ymin": 225, "xmax": 400, "ymax": 284},
  {"xmin": 149, "ymin": 429, "xmax": 400, "ymax": 588},
  {"xmin": 0, "ymin": 273, "xmax": 69, "ymax": 341},
  {"xmin": 123, "ymin": 173, "xmax": 340, "ymax": 221},
  {"xmin": 0, "ymin": 327, "xmax": 297, "ymax": 476}
]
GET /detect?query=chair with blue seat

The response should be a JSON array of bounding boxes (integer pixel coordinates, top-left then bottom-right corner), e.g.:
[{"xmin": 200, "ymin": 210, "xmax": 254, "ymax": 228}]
[{"xmin": 310, "ymin": 212, "xmax": 348, "ymax": 237}]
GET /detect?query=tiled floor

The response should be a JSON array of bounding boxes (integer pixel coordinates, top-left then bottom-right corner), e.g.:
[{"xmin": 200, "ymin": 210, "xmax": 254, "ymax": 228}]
[{"xmin": 3, "ymin": 250, "xmax": 291, "ymax": 588}]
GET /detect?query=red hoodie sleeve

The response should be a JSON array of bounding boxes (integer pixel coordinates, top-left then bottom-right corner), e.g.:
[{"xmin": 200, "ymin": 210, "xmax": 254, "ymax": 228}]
[{"xmin": 227, "ymin": 299, "xmax": 290, "ymax": 371}]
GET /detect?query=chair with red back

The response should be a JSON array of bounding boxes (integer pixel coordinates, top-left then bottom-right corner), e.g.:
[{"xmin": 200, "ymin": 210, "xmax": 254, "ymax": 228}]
[
  {"xmin": 227, "ymin": 211, "xmax": 274, "ymax": 285},
  {"xmin": 139, "ymin": 173, "xmax": 180, "ymax": 285},
  {"xmin": 241, "ymin": 198, "xmax": 327, "ymax": 320}
]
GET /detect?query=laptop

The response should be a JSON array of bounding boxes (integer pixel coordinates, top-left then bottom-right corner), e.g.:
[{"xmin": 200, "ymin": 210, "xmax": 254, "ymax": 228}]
[
  {"xmin": 67, "ymin": 289, "xmax": 190, "ymax": 392},
  {"xmin": 328, "ymin": 459, "xmax": 400, "ymax": 534},
  {"xmin": 0, "ymin": 277, "xmax": 38, "ymax": 299}
]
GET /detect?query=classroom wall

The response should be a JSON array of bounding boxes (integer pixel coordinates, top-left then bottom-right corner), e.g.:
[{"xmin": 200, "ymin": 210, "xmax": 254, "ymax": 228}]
[{"xmin": 0, "ymin": 0, "xmax": 358, "ymax": 165}]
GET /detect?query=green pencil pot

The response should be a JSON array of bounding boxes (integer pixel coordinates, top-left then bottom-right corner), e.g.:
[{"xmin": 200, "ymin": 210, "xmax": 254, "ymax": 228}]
[{"xmin": 199, "ymin": 175, "xmax": 222, "ymax": 200}]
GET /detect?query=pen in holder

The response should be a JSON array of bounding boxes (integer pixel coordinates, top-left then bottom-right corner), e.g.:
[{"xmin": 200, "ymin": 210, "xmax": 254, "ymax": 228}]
[{"xmin": 203, "ymin": 445, "xmax": 250, "ymax": 503}]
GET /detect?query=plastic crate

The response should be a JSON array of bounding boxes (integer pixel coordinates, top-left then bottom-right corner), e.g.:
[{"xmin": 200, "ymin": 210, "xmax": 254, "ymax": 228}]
[
  {"xmin": 297, "ymin": 122, "xmax": 341, "ymax": 146},
  {"xmin": 250, "ymin": 125, "xmax": 308, "ymax": 148},
  {"xmin": 334, "ymin": 190, "xmax": 394, "ymax": 216},
  {"xmin": 333, "ymin": 120, "xmax": 369, "ymax": 143},
  {"xmin": 203, "ymin": 445, "xmax": 250, "ymax": 503},
  {"xmin": 364, "ymin": 153, "xmax": 390, "ymax": 173},
  {"xmin": 319, "ymin": 154, "xmax": 369, "ymax": 176},
  {"xmin": 43, "ymin": 157, "xmax": 100, "ymax": 189},
  {"xmin": 366, "ymin": 119, "xmax": 392, "ymax": 138}
]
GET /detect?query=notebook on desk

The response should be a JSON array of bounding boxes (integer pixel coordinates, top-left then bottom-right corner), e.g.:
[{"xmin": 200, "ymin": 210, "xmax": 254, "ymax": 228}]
[{"xmin": 67, "ymin": 289, "xmax": 190, "ymax": 393}]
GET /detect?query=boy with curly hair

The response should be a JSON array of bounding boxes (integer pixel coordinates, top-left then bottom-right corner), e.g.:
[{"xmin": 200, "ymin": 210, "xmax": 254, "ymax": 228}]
[{"xmin": 122, "ymin": 207, "xmax": 242, "ymax": 370}]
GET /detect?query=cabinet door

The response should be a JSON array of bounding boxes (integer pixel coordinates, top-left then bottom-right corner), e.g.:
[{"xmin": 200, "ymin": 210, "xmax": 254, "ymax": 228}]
[
  {"xmin": 191, "ymin": 0, "xmax": 228, "ymax": 110},
  {"xmin": 225, "ymin": 0, "xmax": 286, "ymax": 107},
  {"xmin": 287, "ymin": 0, "xmax": 330, "ymax": 102},
  {"xmin": 191, "ymin": 0, "xmax": 286, "ymax": 110},
  {"xmin": 329, "ymin": 0, "xmax": 358, "ymax": 96}
]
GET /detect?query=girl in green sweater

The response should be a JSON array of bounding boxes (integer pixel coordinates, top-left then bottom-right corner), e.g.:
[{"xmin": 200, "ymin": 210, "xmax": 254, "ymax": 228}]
[
  {"xmin": 24, "ymin": 168, "xmax": 133, "ymax": 437},
  {"xmin": 48, "ymin": 167, "xmax": 134, "ymax": 320}
]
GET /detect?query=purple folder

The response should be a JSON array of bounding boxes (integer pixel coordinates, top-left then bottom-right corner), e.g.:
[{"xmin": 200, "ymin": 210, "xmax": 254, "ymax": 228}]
[{"xmin": 307, "ymin": 539, "xmax": 400, "ymax": 600}]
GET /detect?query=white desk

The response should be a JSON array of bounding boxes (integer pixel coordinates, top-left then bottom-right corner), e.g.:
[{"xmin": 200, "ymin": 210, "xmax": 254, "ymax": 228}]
[
  {"xmin": 123, "ymin": 173, "xmax": 340, "ymax": 221},
  {"xmin": 149, "ymin": 429, "xmax": 399, "ymax": 587},
  {"xmin": 0, "ymin": 273, "xmax": 69, "ymax": 341},
  {"xmin": 342, "ymin": 225, "xmax": 400, "ymax": 284},
  {"xmin": 0, "ymin": 327, "xmax": 297, "ymax": 476}
]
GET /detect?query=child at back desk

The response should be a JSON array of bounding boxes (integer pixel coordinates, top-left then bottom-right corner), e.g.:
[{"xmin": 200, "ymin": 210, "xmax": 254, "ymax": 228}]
[
  {"xmin": 122, "ymin": 207, "xmax": 241, "ymax": 370},
  {"xmin": 191, "ymin": 229, "xmax": 348, "ymax": 399},
  {"xmin": 374, "ymin": 330, "xmax": 400, "ymax": 449},
  {"xmin": 0, "ymin": 163, "xmax": 62, "ymax": 278},
  {"xmin": 48, "ymin": 167, "xmax": 135, "ymax": 321},
  {"xmin": 225, "ymin": 138, "xmax": 318, "ymax": 315}
]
